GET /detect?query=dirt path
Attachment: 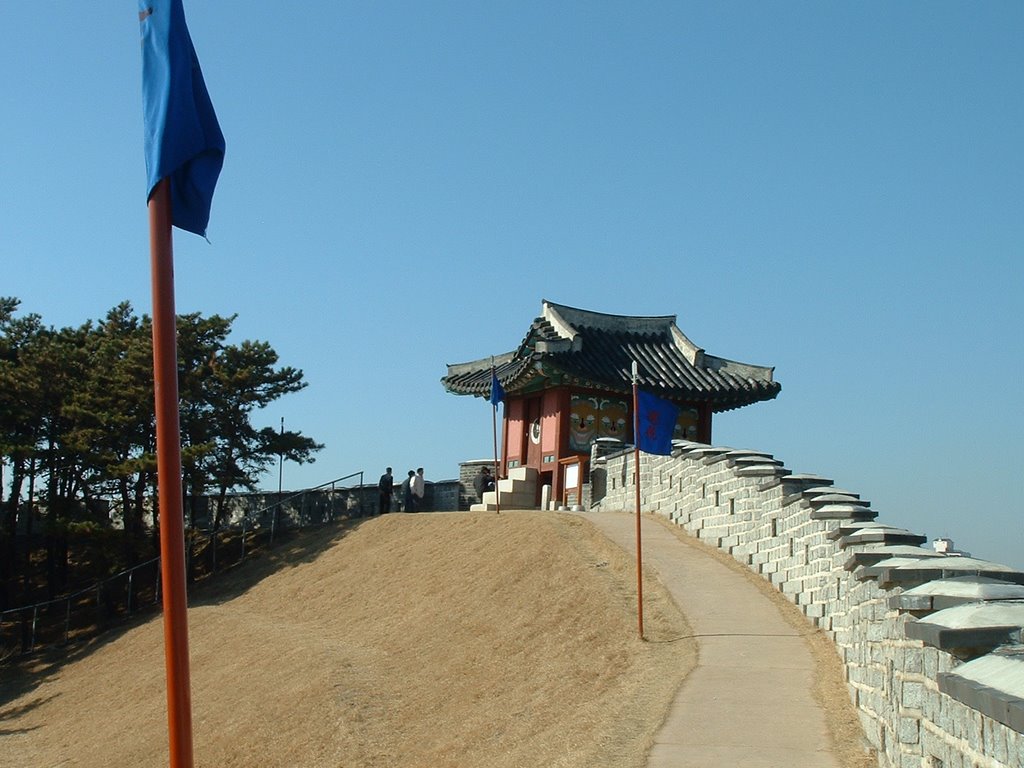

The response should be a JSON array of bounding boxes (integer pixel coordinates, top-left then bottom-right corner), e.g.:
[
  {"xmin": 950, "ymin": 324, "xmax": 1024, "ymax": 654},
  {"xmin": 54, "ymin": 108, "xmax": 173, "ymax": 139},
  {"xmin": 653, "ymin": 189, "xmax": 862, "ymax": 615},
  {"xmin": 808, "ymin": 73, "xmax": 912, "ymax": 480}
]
[{"xmin": 647, "ymin": 515, "xmax": 874, "ymax": 768}]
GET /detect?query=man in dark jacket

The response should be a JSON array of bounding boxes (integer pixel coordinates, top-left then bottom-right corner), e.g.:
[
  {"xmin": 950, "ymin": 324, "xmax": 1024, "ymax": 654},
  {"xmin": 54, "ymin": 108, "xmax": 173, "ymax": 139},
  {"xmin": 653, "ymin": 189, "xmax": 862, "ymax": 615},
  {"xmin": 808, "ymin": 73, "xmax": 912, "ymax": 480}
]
[
  {"xmin": 377, "ymin": 467, "xmax": 394, "ymax": 515},
  {"xmin": 473, "ymin": 466, "xmax": 495, "ymax": 500},
  {"xmin": 401, "ymin": 470, "xmax": 415, "ymax": 512}
]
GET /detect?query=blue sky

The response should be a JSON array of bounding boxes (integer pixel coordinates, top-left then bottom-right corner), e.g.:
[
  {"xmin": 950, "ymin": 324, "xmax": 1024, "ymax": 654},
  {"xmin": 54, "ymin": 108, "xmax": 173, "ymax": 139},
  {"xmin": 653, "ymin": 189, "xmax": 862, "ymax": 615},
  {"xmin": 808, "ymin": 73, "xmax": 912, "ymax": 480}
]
[{"xmin": 2, "ymin": 3, "xmax": 1021, "ymax": 568}]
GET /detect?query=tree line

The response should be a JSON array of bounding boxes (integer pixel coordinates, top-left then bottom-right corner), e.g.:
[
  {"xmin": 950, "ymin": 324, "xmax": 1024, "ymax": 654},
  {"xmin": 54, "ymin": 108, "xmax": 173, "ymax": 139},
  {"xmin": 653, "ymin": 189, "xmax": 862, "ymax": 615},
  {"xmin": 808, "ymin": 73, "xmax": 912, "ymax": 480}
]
[{"xmin": 0, "ymin": 297, "xmax": 322, "ymax": 611}]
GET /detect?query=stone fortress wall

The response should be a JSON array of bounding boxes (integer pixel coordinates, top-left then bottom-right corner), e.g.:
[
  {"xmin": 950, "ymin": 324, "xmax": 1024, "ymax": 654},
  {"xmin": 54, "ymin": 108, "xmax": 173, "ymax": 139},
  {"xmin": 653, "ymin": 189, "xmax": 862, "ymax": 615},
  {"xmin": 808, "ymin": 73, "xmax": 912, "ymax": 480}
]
[{"xmin": 589, "ymin": 440, "xmax": 1024, "ymax": 768}]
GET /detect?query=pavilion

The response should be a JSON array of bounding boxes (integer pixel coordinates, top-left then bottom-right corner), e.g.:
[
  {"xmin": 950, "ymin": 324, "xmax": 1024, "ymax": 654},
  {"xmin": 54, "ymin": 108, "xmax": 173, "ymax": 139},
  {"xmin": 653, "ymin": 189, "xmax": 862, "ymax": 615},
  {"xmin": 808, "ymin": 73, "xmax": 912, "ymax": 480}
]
[{"xmin": 442, "ymin": 300, "xmax": 781, "ymax": 507}]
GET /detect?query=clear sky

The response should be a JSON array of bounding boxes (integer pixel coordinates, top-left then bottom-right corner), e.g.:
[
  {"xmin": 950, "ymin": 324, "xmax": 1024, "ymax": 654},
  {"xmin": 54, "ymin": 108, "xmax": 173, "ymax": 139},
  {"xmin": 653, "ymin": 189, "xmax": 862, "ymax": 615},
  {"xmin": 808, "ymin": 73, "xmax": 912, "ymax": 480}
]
[{"xmin": 2, "ymin": 3, "xmax": 1022, "ymax": 568}]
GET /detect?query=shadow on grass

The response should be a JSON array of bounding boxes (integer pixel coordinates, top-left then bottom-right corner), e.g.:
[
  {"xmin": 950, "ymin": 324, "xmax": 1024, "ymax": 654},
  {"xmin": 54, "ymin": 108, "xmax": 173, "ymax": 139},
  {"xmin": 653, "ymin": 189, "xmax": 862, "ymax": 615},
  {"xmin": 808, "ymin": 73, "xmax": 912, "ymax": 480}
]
[
  {"xmin": 0, "ymin": 514, "xmax": 373, "ymax": 710},
  {"xmin": 0, "ymin": 690, "xmax": 58, "ymax": 734},
  {"xmin": 188, "ymin": 514, "xmax": 369, "ymax": 608}
]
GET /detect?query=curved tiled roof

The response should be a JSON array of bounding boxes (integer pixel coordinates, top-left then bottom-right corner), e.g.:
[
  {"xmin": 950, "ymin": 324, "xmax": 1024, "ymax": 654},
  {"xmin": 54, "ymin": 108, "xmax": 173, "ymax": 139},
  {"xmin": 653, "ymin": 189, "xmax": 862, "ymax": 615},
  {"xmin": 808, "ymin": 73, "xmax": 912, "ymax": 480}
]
[{"xmin": 442, "ymin": 300, "xmax": 781, "ymax": 412}]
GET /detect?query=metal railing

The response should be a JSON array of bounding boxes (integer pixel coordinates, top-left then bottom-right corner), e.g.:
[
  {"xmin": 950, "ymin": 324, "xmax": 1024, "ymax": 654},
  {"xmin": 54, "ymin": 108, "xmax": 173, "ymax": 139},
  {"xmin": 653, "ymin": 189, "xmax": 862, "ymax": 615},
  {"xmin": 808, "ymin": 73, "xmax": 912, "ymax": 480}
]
[{"xmin": 0, "ymin": 471, "xmax": 365, "ymax": 661}]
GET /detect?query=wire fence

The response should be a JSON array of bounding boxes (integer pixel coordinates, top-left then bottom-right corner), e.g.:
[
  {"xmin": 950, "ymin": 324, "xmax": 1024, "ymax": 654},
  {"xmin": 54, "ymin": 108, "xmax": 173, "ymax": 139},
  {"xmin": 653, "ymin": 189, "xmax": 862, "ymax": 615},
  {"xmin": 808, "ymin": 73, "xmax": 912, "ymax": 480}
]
[{"xmin": 0, "ymin": 472, "xmax": 365, "ymax": 662}]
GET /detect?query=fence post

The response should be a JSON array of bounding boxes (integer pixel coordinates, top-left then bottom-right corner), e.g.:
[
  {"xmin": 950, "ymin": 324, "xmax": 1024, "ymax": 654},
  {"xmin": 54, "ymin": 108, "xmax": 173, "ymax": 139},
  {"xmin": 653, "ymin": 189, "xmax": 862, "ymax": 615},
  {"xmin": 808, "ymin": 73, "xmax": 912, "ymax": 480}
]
[
  {"xmin": 241, "ymin": 516, "xmax": 247, "ymax": 562},
  {"xmin": 29, "ymin": 605, "xmax": 38, "ymax": 653},
  {"xmin": 20, "ymin": 608, "xmax": 30, "ymax": 655},
  {"xmin": 64, "ymin": 598, "xmax": 72, "ymax": 645}
]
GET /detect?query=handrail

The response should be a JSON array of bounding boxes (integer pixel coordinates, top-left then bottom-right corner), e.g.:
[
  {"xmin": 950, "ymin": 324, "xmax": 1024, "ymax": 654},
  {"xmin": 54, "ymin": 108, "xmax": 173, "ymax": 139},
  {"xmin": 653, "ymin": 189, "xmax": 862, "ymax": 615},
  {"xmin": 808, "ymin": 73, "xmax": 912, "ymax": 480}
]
[
  {"xmin": 251, "ymin": 470, "xmax": 364, "ymax": 543},
  {"xmin": 249, "ymin": 470, "xmax": 364, "ymax": 519}
]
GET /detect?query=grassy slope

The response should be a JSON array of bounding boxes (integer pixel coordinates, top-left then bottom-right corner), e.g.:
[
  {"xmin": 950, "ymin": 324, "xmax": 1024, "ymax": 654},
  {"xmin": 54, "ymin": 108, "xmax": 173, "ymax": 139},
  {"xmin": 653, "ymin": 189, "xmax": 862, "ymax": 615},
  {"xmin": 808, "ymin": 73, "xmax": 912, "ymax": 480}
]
[{"xmin": 1, "ymin": 512, "xmax": 695, "ymax": 768}]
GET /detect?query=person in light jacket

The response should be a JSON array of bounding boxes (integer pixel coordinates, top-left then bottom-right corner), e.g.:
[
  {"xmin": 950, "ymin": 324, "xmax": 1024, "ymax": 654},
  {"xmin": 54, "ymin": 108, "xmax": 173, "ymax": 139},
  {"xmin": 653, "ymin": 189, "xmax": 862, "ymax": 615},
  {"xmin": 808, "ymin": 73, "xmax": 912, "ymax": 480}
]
[{"xmin": 410, "ymin": 467, "xmax": 425, "ymax": 512}]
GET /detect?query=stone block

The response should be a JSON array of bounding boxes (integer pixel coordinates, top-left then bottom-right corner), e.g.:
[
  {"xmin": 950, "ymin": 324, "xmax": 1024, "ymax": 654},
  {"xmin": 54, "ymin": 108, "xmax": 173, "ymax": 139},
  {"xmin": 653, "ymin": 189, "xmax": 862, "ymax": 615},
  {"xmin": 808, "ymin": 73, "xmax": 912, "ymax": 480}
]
[
  {"xmin": 1011, "ymin": 697, "xmax": 1024, "ymax": 737},
  {"xmin": 983, "ymin": 716, "xmax": 1009, "ymax": 765},
  {"xmin": 942, "ymin": 696, "xmax": 962, "ymax": 740},
  {"xmin": 920, "ymin": 728, "xmax": 949, "ymax": 768},
  {"xmin": 903, "ymin": 645, "xmax": 924, "ymax": 675},
  {"xmin": 859, "ymin": 709, "xmax": 884, "ymax": 748},
  {"xmin": 1012, "ymin": 730, "xmax": 1024, "ymax": 767},
  {"xmin": 922, "ymin": 689, "xmax": 941, "ymax": 723},
  {"xmin": 966, "ymin": 709, "xmax": 983, "ymax": 752},
  {"xmin": 805, "ymin": 602, "xmax": 826, "ymax": 618},
  {"xmin": 901, "ymin": 716, "xmax": 925, "ymax": 745},
  {"xmin": 903, "ymin": 681, "xmax": 926, "ymax": 710}
]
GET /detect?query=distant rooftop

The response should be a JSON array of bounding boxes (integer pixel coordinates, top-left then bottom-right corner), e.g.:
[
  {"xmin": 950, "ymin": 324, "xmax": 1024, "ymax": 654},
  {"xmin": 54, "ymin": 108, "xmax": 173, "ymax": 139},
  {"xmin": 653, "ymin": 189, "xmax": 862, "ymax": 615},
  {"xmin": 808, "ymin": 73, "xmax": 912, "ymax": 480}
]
[{"xmin": 443, "ymin": 299, "xmax": 781, "ymax": 412}]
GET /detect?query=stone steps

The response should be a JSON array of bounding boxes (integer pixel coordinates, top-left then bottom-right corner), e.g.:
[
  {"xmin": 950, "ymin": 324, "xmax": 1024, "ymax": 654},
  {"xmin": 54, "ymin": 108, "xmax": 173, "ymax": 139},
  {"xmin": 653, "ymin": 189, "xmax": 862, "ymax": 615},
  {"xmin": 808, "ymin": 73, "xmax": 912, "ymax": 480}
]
[{"xmin": 470, "ymin": 466, "xmax": 539, "ymax": 511}]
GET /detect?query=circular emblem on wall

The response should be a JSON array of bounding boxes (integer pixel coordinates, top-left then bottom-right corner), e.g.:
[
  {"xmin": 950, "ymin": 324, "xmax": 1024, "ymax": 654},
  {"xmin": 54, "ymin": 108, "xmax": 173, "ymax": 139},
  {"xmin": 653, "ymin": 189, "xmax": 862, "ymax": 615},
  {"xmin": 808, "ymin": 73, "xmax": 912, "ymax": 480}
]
[{"xmin": 530, "ymin": 418, "xmax": 542, "ymax": 444}]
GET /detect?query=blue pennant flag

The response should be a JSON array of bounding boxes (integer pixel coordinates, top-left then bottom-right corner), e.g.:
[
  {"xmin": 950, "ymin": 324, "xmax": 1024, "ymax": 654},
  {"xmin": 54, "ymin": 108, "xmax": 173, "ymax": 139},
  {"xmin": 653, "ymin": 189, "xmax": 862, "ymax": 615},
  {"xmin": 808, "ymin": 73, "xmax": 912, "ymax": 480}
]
[
  {"xmin": 140, "ymin": 0, "xmax": 225, "ymax": 237},
  {"xmin": 636, "ymin": 389, "xmax": 678, "ymax": 455},
  {"xmin": 488, "ymin": 370, "xmax": 505, "ymax": 406}
]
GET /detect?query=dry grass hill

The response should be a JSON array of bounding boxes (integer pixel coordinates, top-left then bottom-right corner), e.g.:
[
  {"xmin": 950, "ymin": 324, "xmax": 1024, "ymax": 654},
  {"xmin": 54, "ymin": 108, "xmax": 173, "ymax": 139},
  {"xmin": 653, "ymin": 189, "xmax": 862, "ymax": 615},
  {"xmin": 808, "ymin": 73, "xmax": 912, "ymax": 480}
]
[{"xmin": 1, "ymin": 512, "xmax": 697, "ymax": 768}]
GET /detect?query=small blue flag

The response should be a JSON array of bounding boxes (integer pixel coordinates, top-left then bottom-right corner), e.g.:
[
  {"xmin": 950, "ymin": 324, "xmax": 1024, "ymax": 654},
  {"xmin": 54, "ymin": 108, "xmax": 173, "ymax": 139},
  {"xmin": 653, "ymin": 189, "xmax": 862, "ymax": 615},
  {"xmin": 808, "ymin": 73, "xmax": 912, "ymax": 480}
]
[
  {"xmin": 488, "ymin": 370, "xmax": 505, "ymax": 406},
  {"xmin": 636, "ymin": 390, "xmax": 678, "ymax": 455},
  {"xmin": 140, "ymin": 0, "xmax": 225, "ymax": 237}
]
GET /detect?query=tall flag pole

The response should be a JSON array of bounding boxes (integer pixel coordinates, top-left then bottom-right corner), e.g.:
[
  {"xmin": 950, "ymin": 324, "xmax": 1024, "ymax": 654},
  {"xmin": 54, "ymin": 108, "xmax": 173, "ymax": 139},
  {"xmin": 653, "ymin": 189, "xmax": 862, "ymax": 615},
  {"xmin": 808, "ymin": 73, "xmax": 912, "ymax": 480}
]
[
  {"xmin": 139, "ymin": 3, "xmax": 225, "ymax": 767},
  {"xmin": 148, "ymin": 182, "xmax": 194, "ymax": 767},
  {"xmin": 631, "ymin": 361, "xmax": 644, "ymax": 639},
  {"xmin": 488, "ymin": 360, "xmax": 505, "ymax": 514},
  {"xmin": 631, "ymin": 361, "xmax": 680, "ymax": 640}
]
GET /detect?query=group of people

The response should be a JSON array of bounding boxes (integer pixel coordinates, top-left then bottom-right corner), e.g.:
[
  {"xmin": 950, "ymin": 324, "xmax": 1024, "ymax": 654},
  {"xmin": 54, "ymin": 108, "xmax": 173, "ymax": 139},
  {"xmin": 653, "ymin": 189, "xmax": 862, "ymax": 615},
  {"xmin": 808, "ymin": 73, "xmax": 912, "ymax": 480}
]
[
  {"xmin": 376, "ymin": 467, "xmax": 425, "ymax": 514},
  {"xmin": 376, "ymin": 465, "xmax": 497, "ymax": 515}
]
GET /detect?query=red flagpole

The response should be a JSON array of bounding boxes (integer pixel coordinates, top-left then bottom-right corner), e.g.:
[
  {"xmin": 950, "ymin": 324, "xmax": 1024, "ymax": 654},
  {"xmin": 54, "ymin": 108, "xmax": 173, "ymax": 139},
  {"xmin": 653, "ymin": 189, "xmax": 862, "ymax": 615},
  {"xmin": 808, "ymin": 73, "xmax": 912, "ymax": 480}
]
[
  {"xmin": 491, "ymin": 361, "xmax": 501, "ymax": 514},
  {"xmin": 149, "ymin": 178, "xmax": 196, "ymax": 768},
  {"xmin": 631, "ymin": 362, "xmax": 644, "ymax": 640}
]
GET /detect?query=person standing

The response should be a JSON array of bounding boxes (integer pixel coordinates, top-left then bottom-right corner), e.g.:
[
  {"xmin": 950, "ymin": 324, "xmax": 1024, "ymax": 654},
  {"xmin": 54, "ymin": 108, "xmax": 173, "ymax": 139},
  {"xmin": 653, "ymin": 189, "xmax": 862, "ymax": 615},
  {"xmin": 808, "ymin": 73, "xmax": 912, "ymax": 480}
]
[
  {"xmin": 377, "ymin": 467, "xmax": 394, "ymax": 515},
  {"xmin": 411, "ymin": 467, "xmax": 425, "ymax": 512},
  {"xmin": 402, "ymin": 470, "xmax": 415, "ymax": 512}
]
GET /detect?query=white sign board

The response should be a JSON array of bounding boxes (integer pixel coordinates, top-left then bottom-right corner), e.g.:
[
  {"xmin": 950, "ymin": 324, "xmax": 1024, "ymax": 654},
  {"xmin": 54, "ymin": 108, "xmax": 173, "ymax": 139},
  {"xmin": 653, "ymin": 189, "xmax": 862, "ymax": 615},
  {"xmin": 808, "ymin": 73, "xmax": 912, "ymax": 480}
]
[{"xmin": 564, "ymin": 463, "xmax": 580, "ymax": 490}]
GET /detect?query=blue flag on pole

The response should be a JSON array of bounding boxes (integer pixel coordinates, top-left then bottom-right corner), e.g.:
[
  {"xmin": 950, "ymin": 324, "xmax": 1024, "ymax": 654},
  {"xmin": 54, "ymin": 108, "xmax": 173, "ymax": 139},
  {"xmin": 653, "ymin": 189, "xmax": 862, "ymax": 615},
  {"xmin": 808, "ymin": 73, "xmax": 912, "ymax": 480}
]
[
  {"xmin": 488, "ymin": 370, "xmax": 505, "ymax": 406},
  {"xmin": 636, "ymin": 390, "xmax": 678, "ymax": 455},
  {"xmin": 140, "ymin": 0, "xmax": 225, "ymax": 237}
]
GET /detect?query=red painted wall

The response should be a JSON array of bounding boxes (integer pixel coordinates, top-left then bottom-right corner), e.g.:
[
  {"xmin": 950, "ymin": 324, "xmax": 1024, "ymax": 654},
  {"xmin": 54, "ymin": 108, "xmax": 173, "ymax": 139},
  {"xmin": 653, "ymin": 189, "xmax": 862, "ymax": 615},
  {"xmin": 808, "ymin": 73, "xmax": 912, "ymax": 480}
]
[{"xmin": 500, "ymin": 387, "xmax": 714, "ymax": 504}]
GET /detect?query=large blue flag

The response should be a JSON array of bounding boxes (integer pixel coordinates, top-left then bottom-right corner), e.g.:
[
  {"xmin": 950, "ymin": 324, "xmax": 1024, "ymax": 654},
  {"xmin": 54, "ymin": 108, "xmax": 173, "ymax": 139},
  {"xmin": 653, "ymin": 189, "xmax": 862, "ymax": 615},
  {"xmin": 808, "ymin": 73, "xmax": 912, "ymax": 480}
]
[
  {"xmin": 488, "ymin": 370, "xmax": 505, "ymax": 406},
  {"xmin": 636, "ymin": 389, "xmax": 678, "ymax": 455},
  {"xmin": 140, "ymin": 0, "xmax": 225, "ymax": 237}
]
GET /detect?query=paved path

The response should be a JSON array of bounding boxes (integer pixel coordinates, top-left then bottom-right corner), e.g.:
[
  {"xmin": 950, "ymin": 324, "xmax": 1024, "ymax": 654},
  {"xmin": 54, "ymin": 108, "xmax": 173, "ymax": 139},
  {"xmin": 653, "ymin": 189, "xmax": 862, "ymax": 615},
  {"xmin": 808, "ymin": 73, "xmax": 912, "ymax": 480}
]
[{"xmin": 584, "ymin": 510, "xmax": 842, "ymax": 768}]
